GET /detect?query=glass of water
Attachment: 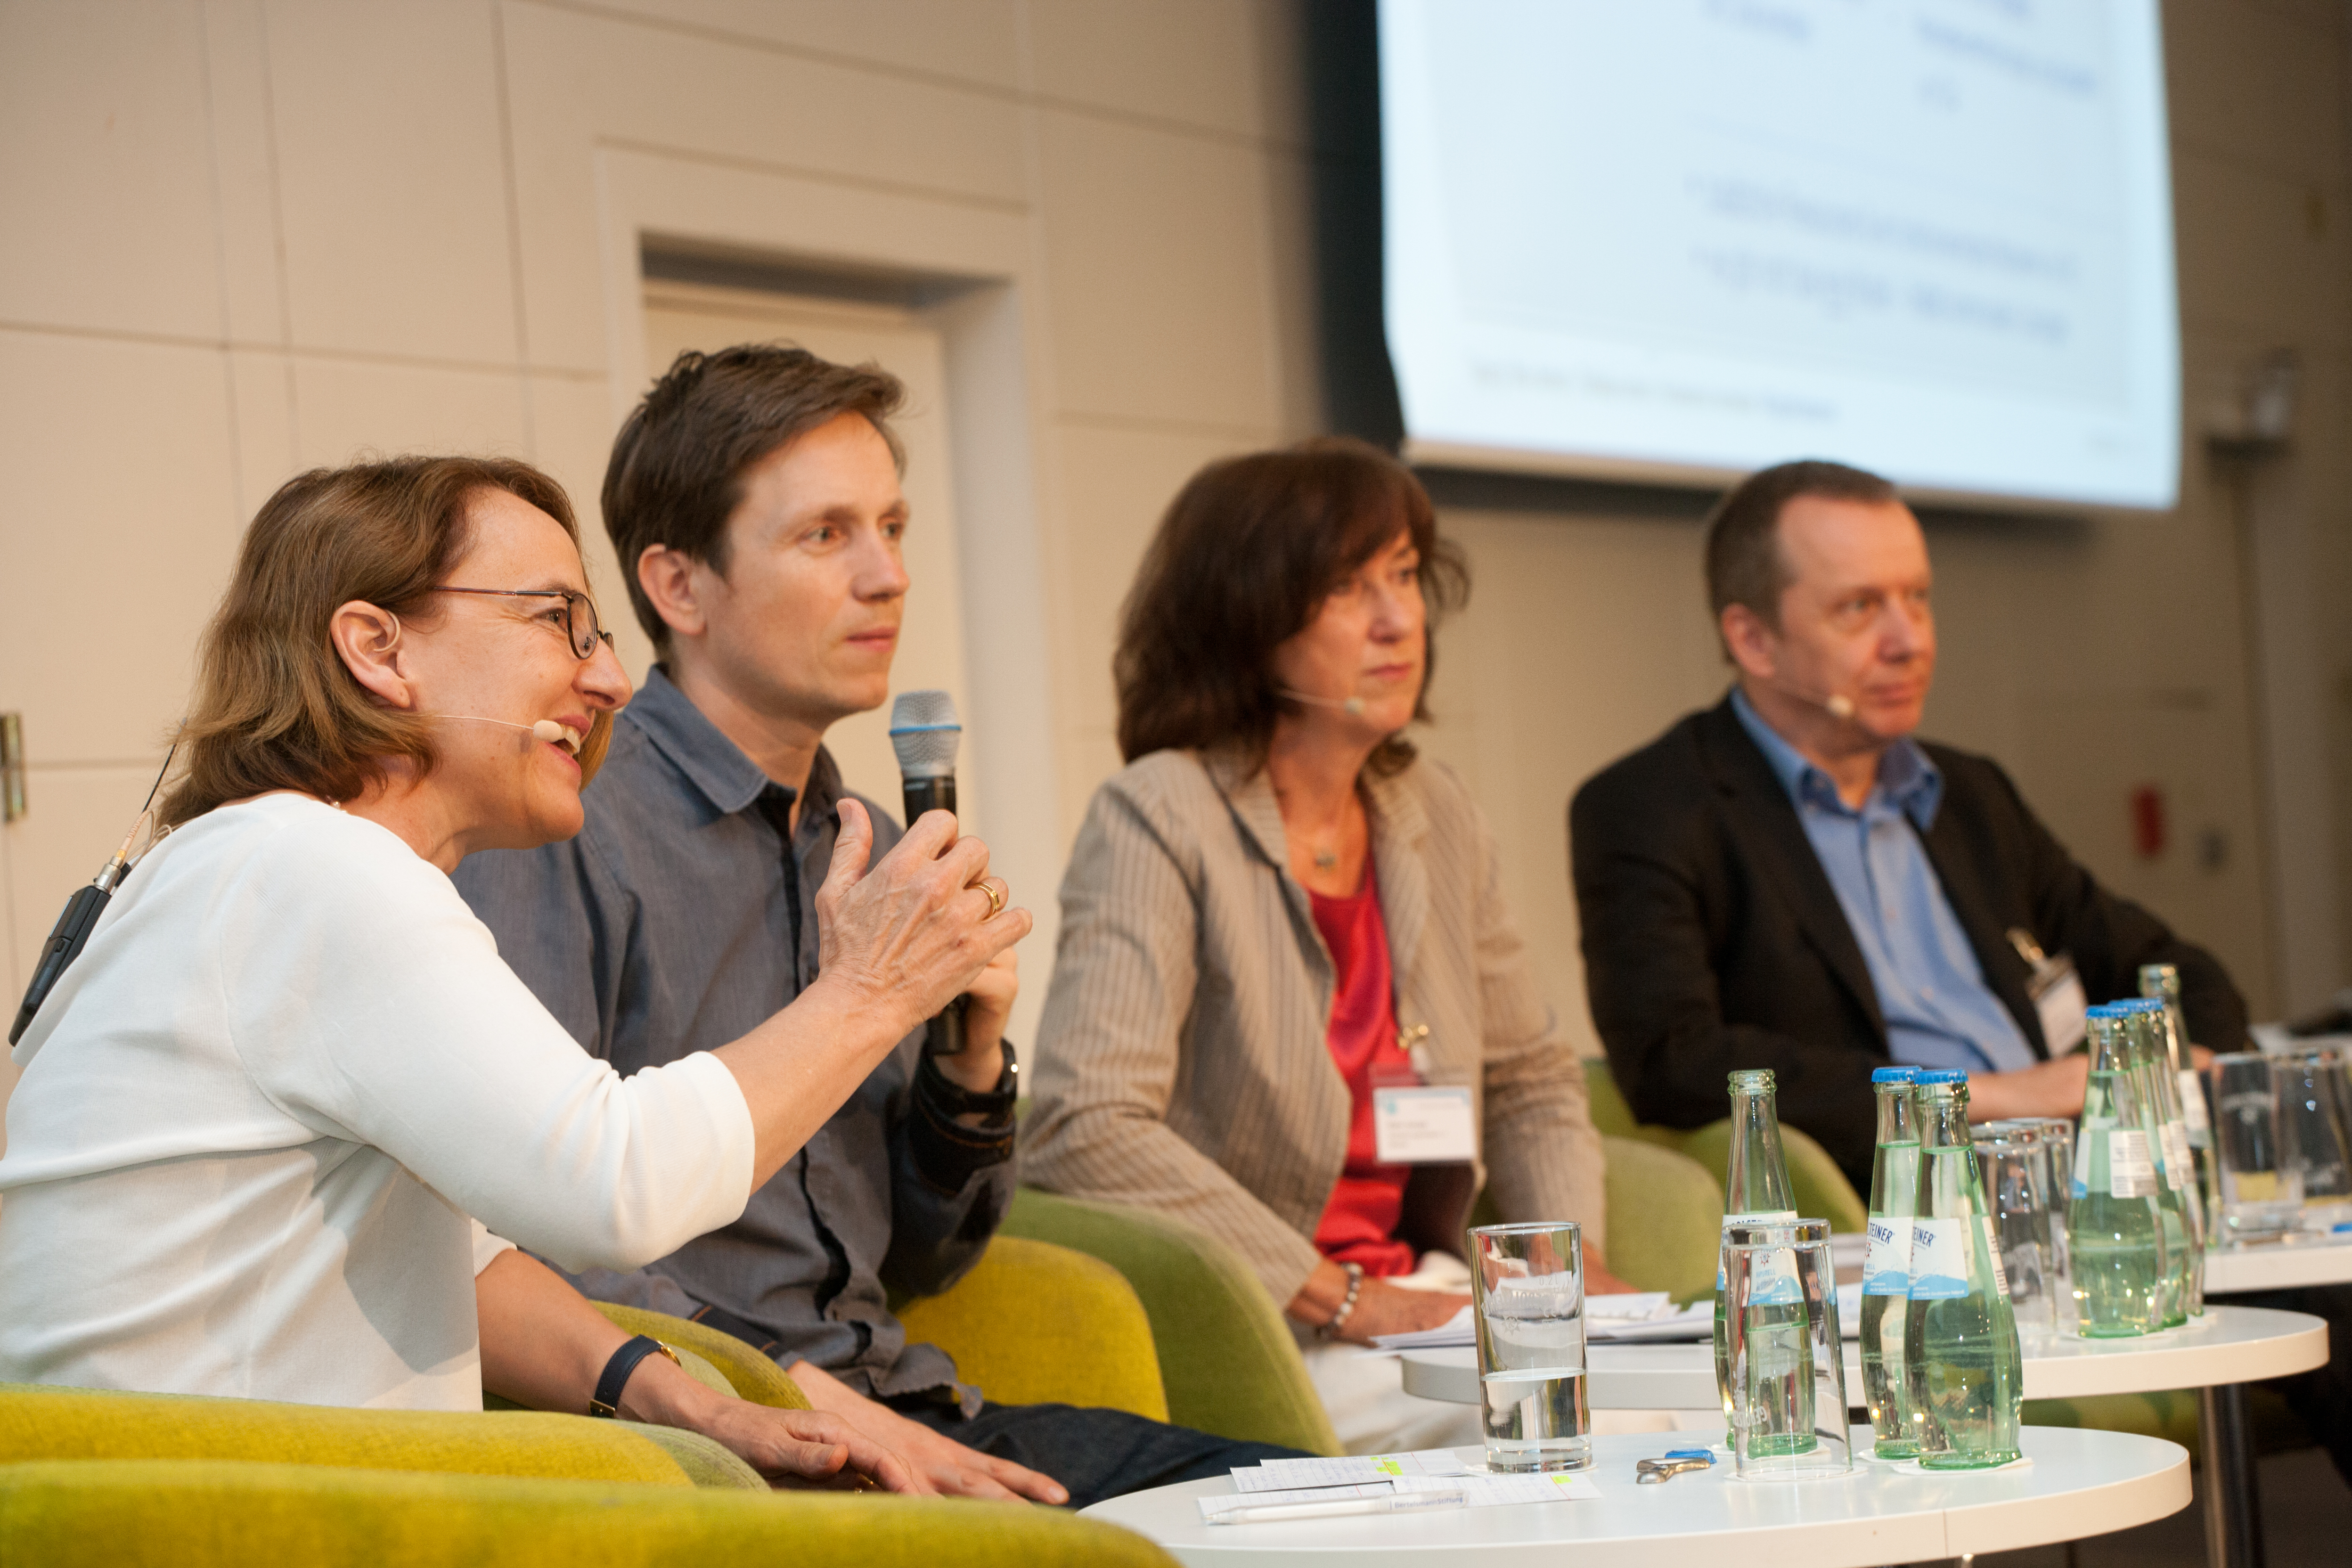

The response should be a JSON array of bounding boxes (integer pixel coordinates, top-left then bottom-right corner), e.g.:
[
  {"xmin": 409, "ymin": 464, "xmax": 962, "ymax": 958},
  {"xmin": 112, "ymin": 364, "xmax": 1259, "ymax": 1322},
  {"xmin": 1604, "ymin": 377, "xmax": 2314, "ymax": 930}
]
[
  {"xmin": 1468, "ymin": 1221, "xmax": 1591, "ymax": 1472},
  {"xmin": 2280, "ymin": 1048, "xmax": 2352, "ymax": 1228},
  {"xmin": 1723, "ymin": 1219, "xmax": 1852, "ymax": 1479},
  {"xmin": 2209, "ymin": 1054, "xmax": 2305, "ymax": 1241},
  {"xmin": 1974, "ymin": 1124, "xmax": 2060, "ymax": 1339}
]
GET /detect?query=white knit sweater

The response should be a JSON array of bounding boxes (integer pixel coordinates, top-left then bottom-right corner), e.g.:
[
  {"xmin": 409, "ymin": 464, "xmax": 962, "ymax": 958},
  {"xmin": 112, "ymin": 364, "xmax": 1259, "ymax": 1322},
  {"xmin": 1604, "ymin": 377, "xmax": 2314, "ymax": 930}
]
[{"xmin": 0, "ymin": 793, "xmax": 753, "ymax": 1409}]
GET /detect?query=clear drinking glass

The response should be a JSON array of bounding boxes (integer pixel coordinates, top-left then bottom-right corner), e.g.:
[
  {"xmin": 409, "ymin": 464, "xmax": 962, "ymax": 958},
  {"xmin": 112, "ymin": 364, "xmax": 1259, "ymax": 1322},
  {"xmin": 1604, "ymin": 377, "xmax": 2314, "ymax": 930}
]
[
  {"xmin": 1723, "ymin": 1218, "xmax": 1852, "ymax": 1479},
  {"xmin": 2281, "ymin": 1048, "xmax": 2352, "ymax": 1227},
  {"xmin": 1974, "ymin": 1124, "xmax": 2059, "ymax": 1339},
  {"xmin": 2209, "ymin": 1054, "xmax": 2306, "ymax": 1241},
  {"xmin": 2017, "ymin": 1117, "xmax": 2077, "ymax": 1302},
  {"xmin": 1469, "ymin": 1221, "xmax": 1592, "ymax": 1472}
]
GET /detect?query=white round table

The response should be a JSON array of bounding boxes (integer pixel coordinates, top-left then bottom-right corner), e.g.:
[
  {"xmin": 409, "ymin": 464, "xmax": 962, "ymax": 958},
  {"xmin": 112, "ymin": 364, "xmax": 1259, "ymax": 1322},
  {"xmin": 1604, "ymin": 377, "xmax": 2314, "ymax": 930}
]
[
  {"xmin": 1081, "ymin": 1427, "xmax": 2189, "ymax": 1568},
  {"xmin": 1396, "ymin": 1304, "xmax": 2326, "ymax": 1568},
  {"xmin": 2205, "ymin": 1234, "xmax": 2352, "ymax": 1293},
  {"xmin": 1396, "ymin": 1304, "xmax": 2327, "ymax": 1407}
]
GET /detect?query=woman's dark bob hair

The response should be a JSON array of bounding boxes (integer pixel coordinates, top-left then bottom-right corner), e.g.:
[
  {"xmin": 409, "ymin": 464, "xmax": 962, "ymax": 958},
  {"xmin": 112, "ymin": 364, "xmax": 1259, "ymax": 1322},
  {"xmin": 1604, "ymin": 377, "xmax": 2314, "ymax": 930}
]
[{"xmin": 1114, "ymin": 437, "xmax": 1467, "ymax": 778}]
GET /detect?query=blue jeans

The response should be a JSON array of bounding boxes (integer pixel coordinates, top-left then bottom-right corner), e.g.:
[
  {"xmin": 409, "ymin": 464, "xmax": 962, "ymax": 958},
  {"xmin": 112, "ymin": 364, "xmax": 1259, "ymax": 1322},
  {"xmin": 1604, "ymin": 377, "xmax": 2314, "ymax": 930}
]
[{"xmin": 890, "ymin": 1397, "xmax": 1307, "ymax": 1511}]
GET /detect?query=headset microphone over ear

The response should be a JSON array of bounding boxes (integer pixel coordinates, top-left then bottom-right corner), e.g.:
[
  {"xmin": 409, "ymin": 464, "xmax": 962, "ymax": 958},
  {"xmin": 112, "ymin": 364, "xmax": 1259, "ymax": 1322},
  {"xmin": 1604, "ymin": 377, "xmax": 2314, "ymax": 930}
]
[
  {"xmin": 1806, "ymin": 688, "xmax": 1858, "ymax": 721},
  {"xmin": 1279, "ymin": 688, "xmax": 1368, "ymax": 717},
  {"xmin": 422, "ymin": 714, "xmax": 585, "ymax": 751}
]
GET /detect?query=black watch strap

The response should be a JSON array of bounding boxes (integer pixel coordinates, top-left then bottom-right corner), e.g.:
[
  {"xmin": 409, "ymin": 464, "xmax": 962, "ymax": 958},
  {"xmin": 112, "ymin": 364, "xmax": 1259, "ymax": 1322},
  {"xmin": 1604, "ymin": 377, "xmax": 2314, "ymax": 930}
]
[
  {"xmin": 588, "ymin": 1334, "xmax": 678, "ymax": 1418},
  {"xmin": 919, "ymin": 1039, "xmax": 1018, "ymax": 1120}
]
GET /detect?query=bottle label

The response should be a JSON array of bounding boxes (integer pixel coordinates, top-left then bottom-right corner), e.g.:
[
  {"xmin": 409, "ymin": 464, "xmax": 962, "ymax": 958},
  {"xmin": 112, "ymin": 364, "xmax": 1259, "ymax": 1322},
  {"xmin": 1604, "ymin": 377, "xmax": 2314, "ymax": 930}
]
[
  {"xmin": 2177, "ymin": 1070, "xmax": 2212, "ymax": 1142},
  {"xmin": 2160, "ymin": 1121, "xmax": 2193, "ymax": 1191},
  {"xmin": 1979, "ymin": 1215, "xmax": 2011, "ymax": 1299},
  {"xmin": 1862, "ymin": 1215, "xmax": 1913, "ymax": 1297},
  {"xmin": 1718, "ymin": 1210, "xmax": 1799, "ymax": 1296},
  {"xmin": 2105, "ymin": 1128, "xmax": 2156, "ymax": 1199},
  {"xmin": 1909, "ymin": 1217, "xmax": 1972, "ymax": 1300}
]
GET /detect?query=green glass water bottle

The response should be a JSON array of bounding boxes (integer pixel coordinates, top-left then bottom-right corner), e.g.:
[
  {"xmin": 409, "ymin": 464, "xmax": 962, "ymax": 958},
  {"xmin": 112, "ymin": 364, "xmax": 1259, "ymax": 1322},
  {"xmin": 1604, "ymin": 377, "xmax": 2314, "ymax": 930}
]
[
  {"xmin": 2068, "ymin": 1009, "xmax": 2168, "ymax": 1337},
  {"xmin": 1904, "ymin": 1069, "xmax": 2024, "ymax": 1469},
  {"xmin": 1714, "ymin": 1069, "xmax": 1800, "ymax": 1450},
  {"xmin": 1861, "ymin": 1066, "xmax": 1923, "ymax": 1459},
  {"xmin": 2123, "ymin": 999, "xmax": 2205, "ymax": 1316},
  {"xmin": 2140, "ymin": 965, "xmax": 2223, "ymax": 1249}
]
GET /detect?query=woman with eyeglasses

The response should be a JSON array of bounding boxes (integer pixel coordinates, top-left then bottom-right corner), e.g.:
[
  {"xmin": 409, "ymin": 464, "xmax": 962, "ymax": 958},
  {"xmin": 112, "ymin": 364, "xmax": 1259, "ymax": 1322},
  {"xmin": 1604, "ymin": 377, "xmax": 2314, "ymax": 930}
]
[{"xmin": 0, "ymin": 457, "xmax": 1026, "ymax": 1490}]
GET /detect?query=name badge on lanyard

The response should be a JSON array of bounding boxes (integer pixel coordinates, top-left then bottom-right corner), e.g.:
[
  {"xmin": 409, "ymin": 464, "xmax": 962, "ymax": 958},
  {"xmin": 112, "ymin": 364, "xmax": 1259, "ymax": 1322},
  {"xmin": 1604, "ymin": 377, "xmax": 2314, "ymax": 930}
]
[
  {"xmin": 2009, "ymin": 928, "xmax": 2088, "ymax": 1056},
  {"xmin": 1372, "ymin": 1024, "xmax": 1478, "ymax": 1164}
]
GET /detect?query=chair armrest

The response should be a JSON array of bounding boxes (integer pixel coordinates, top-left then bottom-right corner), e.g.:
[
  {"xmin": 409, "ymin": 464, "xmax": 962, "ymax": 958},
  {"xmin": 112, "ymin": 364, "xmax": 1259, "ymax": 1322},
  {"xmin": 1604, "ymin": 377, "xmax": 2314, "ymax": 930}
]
[
  {"xmin": 588, "ymin": 1303, "xmax": 811, "ymax": 1410},
  {"xmin": 0, "ymin": 1381, "xmax": 693, "ymax": 1488},
  {"xmin": 1671, "ymin": 1119, "xmax": 1868, "ymax": 1233},
  {"xmin": 1598, "ymin": 1135, "xmax": 1725, "ymax": 1303},
  {"xmin": 0, "ymin": 1458, "xmax": 1181, "ymax": 1566},
  {"xmin": 1001, "ymin": 1189, "xmax": 1341, "ymax": 1456},
  {"xmin": 893, "ymin": 1237, "xmax": 1168, "ymax": 1421}
]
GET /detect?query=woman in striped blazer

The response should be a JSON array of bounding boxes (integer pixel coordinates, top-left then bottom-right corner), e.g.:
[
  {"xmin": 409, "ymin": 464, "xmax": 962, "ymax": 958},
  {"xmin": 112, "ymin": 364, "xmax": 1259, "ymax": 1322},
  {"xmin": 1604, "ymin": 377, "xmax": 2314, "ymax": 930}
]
[{"xmin": 1022, "ymin": 439, "xmax": 1623, "ymax": 1453}]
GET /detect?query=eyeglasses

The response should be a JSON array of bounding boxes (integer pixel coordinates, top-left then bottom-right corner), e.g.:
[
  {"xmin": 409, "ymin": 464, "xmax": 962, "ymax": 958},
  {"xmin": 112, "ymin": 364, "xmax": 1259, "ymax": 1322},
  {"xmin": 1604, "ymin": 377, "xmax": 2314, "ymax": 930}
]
[{"xmin": 432, "ymin": 587, "xmax": 613, "ymax": 661}]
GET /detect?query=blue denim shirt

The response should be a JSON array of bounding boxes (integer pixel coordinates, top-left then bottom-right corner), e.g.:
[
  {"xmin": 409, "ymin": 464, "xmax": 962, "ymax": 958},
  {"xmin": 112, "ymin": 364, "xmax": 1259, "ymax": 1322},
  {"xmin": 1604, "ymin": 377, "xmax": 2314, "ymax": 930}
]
[
  {"xmin": 1730, "ymin": 688, "xmax": 2034, "ymax": 1074},
  {"xmin": 455, "ymin": 667, "xmax": 1012, "ymax": 1413}
]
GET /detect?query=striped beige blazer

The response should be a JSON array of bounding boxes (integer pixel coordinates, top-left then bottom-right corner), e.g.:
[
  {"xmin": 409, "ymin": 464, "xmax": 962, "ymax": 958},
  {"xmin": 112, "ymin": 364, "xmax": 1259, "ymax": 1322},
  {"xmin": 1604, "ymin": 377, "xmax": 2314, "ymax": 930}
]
[{"xmin": 1021, "ymin": 747, "xmax": 1607, "ymax": 1308}]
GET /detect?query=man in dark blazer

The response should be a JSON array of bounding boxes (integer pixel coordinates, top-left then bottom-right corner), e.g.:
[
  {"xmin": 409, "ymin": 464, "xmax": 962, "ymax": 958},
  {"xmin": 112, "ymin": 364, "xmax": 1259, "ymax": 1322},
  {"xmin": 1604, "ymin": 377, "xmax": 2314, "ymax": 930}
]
[{"xmin": 1570, "ymin": 460, "xmax": 2246, "ymax": 1194}]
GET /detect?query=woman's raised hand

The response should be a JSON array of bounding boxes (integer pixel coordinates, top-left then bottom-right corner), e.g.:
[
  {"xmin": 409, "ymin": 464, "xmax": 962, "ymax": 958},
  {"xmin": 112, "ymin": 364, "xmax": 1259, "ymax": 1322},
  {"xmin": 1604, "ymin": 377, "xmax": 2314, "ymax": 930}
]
[{"xmin": 810, "ymin": 798, "xmax": 1030, "ymax": 1043}]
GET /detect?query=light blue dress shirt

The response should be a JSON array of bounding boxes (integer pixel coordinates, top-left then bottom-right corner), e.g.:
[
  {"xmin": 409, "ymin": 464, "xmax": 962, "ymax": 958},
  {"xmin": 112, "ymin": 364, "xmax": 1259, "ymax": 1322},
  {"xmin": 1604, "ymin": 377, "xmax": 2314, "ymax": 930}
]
[{"xmin": 1731, "ymin": 689, "xmax": 2035, "ymax": 1074}]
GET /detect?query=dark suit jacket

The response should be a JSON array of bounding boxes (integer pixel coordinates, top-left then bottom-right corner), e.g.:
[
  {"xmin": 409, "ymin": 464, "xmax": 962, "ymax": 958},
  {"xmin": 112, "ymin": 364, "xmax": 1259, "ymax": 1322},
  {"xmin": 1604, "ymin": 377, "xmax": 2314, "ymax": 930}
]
[{"xmin": 1569, "ymin": 695, "xmax": 2249, "ymax": 1193}]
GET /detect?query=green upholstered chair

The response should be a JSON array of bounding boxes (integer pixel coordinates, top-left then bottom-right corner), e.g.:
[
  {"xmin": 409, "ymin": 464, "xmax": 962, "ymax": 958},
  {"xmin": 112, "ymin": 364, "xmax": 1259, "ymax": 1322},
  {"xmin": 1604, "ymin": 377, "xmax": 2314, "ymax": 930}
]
[
  {"xmin": 0, "ymin": 1380, "xmax": 716, "ymax": 1489},
  {"xmin": 0, "ymin": 1458, "xmax": 1176, "ymax": 1567},
  {"xmin": 999, "ymin": 1188, "xmax": 1342, "ymax": 1456},
  {"xmin": 1583, "ymin": 1056, "xmax": 1868, "ymax": 1233},
  {"xmin": 1593, "ymin": 1136, "xmax": 1723, "ymax": 1303},
  {"xmin": 894, "ymin": 1235, "xmax": 1169, "ymax": 1421}
]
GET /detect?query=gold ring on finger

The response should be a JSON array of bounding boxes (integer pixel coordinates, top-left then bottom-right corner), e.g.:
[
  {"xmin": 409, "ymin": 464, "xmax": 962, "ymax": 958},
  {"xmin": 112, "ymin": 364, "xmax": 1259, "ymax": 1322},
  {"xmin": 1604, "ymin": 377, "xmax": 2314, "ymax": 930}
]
[{"xmin": 972, "ymin": 878, "xmax": 1005, "ymax": 919}]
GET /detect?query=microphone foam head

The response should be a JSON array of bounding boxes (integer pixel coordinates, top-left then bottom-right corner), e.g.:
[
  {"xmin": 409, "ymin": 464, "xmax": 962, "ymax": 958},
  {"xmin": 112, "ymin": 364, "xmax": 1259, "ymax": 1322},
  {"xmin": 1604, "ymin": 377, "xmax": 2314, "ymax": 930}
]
[{"xmin": 888, "ymin": 690, "xmax": 961, "ymax": 780}]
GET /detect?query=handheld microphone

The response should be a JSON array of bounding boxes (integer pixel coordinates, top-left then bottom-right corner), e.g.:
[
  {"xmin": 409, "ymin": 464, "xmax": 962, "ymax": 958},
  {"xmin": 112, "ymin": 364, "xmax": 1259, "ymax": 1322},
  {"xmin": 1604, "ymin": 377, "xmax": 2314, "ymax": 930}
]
[
  {"xmin": 890, "ymin": 691, "xmax": 968, "ymax": 1057},
  {"xmin": 1278, "ymin": 687, "xmax": 1367, "ymax": 716},
  {"xmin": 422, "ymin": 714, "xmax": 585, "ymax": 752}
]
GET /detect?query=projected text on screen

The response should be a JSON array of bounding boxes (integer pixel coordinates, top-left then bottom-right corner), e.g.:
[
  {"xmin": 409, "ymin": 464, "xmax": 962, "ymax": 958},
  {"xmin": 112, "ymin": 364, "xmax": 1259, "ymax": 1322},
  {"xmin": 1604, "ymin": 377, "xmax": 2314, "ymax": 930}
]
[{"xmin": 1380, "ymin": 0, "xmax": 2179, "ymax": 508}]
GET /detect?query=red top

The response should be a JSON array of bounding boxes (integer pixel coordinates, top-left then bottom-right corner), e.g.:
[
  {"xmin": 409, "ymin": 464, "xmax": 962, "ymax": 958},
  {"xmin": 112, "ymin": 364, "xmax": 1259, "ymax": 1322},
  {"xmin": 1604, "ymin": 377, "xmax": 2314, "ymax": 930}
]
[{"xmin": 1308, "ymin": 858, "xmax": 1418, "ymax": 1277}]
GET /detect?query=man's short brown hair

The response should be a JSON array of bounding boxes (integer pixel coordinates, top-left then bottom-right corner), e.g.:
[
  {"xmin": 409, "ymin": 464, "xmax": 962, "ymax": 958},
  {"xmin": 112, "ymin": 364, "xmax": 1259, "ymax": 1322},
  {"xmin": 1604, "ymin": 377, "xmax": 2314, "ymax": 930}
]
[
  {"xmin": 602, "ymin": 344, "xmax": 906, "ymax": 652},
  {"xmin": 1703, "ymin": 458, "xmax": 1899, "ymax": 641}
]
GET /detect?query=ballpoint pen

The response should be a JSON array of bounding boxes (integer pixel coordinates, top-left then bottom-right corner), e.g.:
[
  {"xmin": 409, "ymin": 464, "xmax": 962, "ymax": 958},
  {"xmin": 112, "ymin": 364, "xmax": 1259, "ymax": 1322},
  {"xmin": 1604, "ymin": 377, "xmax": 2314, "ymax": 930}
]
[{"xmin": 1211, "ymin": 1485, "xmax": 1469, "ymax": 1525}]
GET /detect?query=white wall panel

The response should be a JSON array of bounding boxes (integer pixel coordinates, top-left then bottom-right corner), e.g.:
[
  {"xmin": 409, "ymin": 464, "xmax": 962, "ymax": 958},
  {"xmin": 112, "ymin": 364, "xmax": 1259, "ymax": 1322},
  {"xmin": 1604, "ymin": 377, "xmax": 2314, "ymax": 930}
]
[
  {"xmin": 263, "ymin": 0, "xmax": 520, "ymax": 365},
  {"xmin": 0, "ymin": 0, "xmax": 223, "ymax": 340},
  {"xmin": 1032, "ymin": 108, "xmax": 1281, "ymax": 429},
  {"xmin": 571, "ymin": 0, "xmax": 1025, "ymax": 93},
  {"xmin": 0, "ymin": 329, "xmax": 240, "ymax": 762}
]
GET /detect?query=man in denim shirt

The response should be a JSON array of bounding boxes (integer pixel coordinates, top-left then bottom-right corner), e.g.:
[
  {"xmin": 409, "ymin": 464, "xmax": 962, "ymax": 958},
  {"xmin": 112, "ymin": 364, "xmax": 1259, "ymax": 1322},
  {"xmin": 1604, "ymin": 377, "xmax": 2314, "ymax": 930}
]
[{"xmin": 457, "ymin": 345, "xmax": 1297, "ymax": 1506}]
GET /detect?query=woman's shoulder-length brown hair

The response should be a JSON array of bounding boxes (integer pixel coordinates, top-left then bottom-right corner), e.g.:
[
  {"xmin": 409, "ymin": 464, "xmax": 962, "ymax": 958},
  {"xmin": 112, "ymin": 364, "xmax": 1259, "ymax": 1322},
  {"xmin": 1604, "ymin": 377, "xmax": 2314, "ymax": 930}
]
[
  {"xmin": 158, "ymin": 455, "xmax": 587, "ymax": 830},
  {"xmin": 1113, "ymin": 436, "xmax": 1467, "ymax": 778}
]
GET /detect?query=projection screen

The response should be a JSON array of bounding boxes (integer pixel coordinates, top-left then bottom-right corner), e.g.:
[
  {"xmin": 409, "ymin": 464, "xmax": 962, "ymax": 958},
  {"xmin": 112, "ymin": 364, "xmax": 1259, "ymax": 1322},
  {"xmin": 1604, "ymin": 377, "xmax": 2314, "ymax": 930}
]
[{"xmin": 1379, "ymin": 0, "xmax": 2180, "ymax": 509}]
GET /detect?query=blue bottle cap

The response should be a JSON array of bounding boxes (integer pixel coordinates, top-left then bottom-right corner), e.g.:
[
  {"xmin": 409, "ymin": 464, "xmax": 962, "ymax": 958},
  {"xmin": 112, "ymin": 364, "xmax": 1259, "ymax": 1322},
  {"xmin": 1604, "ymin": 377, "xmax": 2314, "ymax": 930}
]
[
  {"xmin": 2084, "ymin": 1003, "xmax": 2123, "ymax": 1019},
  {"xmin": 1871, "ymin": 1067, "xmax": 1921, "ymax": 1084},
  {"xmin": 1916, "ymin": 1068, "xmax": 1968, "ymax": 1085},
  {"xmin": 2118, "ymin": 998, "xmax": 2163, "ymax": 1012}
]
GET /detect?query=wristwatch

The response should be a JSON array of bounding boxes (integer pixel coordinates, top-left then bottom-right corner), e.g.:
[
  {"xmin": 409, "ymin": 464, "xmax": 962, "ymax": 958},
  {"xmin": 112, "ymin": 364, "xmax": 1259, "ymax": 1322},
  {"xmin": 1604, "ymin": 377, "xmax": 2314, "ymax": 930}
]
[
  {"xmin": 588, "ymin": 1334, "xmax": 681, "ymax": 1418},
  {"xmin": 921, "ymin": 1039, "xmax": 1018, "ymax": 1122}
]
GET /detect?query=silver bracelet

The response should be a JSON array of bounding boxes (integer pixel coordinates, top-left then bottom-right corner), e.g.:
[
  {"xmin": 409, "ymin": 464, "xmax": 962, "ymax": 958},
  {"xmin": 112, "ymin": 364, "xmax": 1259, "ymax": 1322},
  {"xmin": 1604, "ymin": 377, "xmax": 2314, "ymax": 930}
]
[{"xmin": 1321, "ymin": 1262, "xmax": 1366, "ymax": 1340}]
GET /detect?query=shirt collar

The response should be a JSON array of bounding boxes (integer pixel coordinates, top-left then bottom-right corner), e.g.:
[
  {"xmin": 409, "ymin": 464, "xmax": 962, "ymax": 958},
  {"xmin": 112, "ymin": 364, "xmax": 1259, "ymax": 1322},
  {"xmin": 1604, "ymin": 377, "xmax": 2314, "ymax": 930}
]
[
  {"xmin": 1729, "ymin": 685, "xmax": 1942, "ymax": 831},
  {"xmin": 624, "ymin": 664, "xmax": 841, "ymax": 825}
]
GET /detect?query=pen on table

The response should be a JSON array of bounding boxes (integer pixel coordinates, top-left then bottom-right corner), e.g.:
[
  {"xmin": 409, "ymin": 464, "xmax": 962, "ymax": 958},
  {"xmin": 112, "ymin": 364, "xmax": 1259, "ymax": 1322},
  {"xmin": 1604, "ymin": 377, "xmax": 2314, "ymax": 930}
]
[{"xmin": 1212, "ymin": 1485, "xmax": 1468, "ymax": 1526}]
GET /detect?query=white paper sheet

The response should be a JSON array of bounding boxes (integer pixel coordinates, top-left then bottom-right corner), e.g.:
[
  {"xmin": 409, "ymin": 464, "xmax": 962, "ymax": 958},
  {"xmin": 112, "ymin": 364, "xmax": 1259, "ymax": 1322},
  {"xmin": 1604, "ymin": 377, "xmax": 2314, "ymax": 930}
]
[{"xmin": 1202, "ymin": 1469, "xmax": 1601, "ymax": 1520}]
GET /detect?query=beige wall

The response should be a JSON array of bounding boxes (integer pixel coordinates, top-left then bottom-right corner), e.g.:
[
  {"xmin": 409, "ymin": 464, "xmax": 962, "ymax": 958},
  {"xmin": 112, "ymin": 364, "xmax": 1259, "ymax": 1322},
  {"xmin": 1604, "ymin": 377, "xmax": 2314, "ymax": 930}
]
[{"xmin": 1, "ymin": 1, "xmax": 2347, "ymax": 1135}]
